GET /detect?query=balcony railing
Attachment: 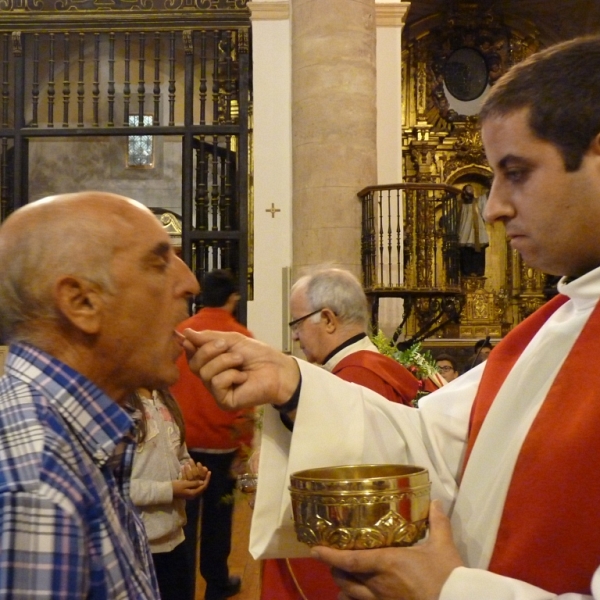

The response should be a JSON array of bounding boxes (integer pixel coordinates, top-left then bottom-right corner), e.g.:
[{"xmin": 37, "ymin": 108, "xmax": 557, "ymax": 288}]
[{"xmin": 358, "ymin": 182, "xmax": 464, "ymax": 344}]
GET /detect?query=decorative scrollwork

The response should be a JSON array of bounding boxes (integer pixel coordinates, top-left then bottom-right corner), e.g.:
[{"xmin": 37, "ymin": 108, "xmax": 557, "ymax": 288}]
[
  {"xmin": 448, "ymin": 118, "xmax": 486, "ymax": 168},
  {"xmin": 291, "ymin": 485, "xmax": 430, "ymax": 550},
  {"xmin": 0, "ymin": 0, "xmax": 42, "ymax": 9},
  {"xmin": 295, "ymin": 511, "xmax": 428, "ymax": 550}
]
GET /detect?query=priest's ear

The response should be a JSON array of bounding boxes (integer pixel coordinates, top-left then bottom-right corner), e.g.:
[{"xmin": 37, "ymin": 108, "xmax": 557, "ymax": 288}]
[
  {"xmin": 587, "ymin": 131, "xmax": 600, "ymax": 161},
  {"xmin": 321, "ymin": 308, "xmax": 338, "ymax": 333},
  {"xmin": 53, "ymin": 275, "xmax": 104, "ymax": 335}
]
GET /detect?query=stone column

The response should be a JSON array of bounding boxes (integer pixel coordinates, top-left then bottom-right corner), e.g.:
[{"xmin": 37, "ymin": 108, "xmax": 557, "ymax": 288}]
[{"xmin": 291, "ymin": 0, "xmax": 377, "ymax": 278}]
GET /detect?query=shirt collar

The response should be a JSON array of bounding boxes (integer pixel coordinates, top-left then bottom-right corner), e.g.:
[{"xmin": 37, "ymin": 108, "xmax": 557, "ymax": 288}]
[
  {"xmin": 5, "ymin": 342, "xmax": 135, "ymax": 467},
  {"xmin": 557, "ymin": 265, "xmax": 600, "ymax": 310},
  {"xmin": 321, "ymin": 332, "xmax": 367, "ymax": 366}
]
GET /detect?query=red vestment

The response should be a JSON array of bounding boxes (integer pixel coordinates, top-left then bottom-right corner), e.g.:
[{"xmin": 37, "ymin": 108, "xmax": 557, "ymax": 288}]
[
  {"xmin": 171, "ymin": 307, "xmax": 254, "ymax": 450},
  {"xmin": 466, "ymin": 293, "xmax": 600, "ymax": 594},
  {"xmin": 332, "ymin": 350, "xmax": 420, "ymax": 407}
]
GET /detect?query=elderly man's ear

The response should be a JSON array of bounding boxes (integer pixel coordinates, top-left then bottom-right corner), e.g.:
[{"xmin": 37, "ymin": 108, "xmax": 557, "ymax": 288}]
[
  {"xmin": 321, "ymin": 308, "xmax": 337, "ymax": 333},
  {"xmin": 54, "ymin": 276, "xmax": 104, "ymax": 335}
]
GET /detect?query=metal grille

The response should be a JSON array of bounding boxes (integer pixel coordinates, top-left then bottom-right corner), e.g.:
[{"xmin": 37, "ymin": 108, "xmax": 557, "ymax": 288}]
[
  {"xmin": 0, "ymin": 14, "xmax": 251, "ymax": 319},
  {"xmin": 15, "ymin": 30, "xmax": 244, "ymax": 130}
]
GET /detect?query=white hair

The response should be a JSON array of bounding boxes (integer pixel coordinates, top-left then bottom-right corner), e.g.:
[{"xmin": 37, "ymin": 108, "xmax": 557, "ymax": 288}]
[{"xmin": 291, "ymin": 266, "xmax": 369, "ymax": 330}]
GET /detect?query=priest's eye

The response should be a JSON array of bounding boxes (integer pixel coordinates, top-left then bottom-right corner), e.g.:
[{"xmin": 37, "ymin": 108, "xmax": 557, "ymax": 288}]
[{"xmin": 505, "ymin": 168, "xmax": 528, "ymax": 183}]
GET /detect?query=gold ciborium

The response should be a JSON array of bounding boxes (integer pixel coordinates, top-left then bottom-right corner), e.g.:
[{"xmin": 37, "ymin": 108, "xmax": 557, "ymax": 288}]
[{"xmin": 289, "ymin": 464, "xmax": 430, "ymax": 550}]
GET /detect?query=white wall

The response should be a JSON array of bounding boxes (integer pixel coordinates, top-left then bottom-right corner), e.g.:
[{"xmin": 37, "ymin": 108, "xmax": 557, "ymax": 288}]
[{"xmin": 247, "ymin": 2, "xmax": 293, "ymax": 349}]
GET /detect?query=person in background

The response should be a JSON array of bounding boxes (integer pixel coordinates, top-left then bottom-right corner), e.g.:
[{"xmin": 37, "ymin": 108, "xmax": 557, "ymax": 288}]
[
  {"xmin": 0, "ymin": 191, "xmax": 199, "ymax": 598},
  {"xmin": 469, "ymin": 337, "xmax": 493, "ymax": 370},
  {"xmin": 130, "ymin": 388, "xmax": 210, "ymax": 600},
  {"xmin": 261, "ymin": 266, "xmax": 442, "ymax": 600},
  {"xmin": 436, "ymin": 353, "xmax": 459, "ymax": 382},
  {"xmin": 185, "ymin": 34, "xmax": 600, "ymax": 600},
  {"xmin": 171, "ymin": 269, "xmax": 254, "ymax": 600},
  {"xmin": 288, "ymin": 266, "xmax": 427, "ymax": 407}
]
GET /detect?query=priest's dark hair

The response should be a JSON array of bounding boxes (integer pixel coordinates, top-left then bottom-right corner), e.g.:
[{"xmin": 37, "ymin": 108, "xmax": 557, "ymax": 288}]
[{"xmin": 480, "ymin": 35, "xmax": 600, "ymax": 172}]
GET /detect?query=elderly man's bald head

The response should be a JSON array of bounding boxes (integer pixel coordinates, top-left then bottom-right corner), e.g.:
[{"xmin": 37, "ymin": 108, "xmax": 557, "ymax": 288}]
[{"xmin": 0, "ymin": 191, "xmax": 156, "ymax": 344}]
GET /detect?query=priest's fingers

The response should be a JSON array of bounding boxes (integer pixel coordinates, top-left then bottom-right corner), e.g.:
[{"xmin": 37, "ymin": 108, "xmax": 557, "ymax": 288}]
[
  {"xmin": 183, "ymin": 331, "xmax": 248, "ymax": 406},
  {"xmin": 330, "ymin": 569, "xmax": 376, "ymax": 600},
  {"xmin": 313, "ymin": 501, "xmax": 463, "ymax": 600},
  {"xmin": 313, "ymin": 546, "xmax": 379, "ymax": 579},
  {"xmin": 183, "ymin": 330, "xmax": 245, "ymax": 370},
  {"xmin": 184, "ymin": 329, "xmax": 301, "ymax": 408},
  {"xmin": 208, "ymin": 368, "xmax": 252, "ymax": 410},
  {"xmin": 427, "ymin": 499, "xmax": 459, "ymax": 550},
  {"xmin": 316, "ymin": 545, "xmax": 422, "ymax": 600}
]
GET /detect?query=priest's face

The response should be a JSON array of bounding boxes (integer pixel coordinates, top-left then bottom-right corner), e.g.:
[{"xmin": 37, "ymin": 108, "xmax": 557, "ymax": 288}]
[
  {"xmin": 482, "ymin": 108, "xmax": 600, "ymax": 277},
  {"xmin": 289, "ymin": 288, "xmax": 328, "ymax": 364}
]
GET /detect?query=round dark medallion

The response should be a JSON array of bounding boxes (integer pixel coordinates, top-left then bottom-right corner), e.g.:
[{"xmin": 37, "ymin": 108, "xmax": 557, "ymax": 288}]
[{"xmin": 443, "ymin": 47, "xmax": 489, "ymax": 102}]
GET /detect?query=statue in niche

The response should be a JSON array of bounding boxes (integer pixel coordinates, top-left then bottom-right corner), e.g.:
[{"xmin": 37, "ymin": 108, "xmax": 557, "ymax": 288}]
[{"xmin": 458, "ymin": 184, "xmax": 489, "ymax": 277}]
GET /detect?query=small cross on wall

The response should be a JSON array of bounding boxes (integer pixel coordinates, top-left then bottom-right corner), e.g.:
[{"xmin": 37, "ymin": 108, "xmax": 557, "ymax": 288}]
[{"xmin": 265, "ymin": 203, "xmax": 281, "ymax": 218}]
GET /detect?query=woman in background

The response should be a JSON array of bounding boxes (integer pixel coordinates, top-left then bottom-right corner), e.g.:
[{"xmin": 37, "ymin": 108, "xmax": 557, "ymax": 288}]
[{"xmin": 130, "ymin": 388, "xmax": 211, "ymax": 600}]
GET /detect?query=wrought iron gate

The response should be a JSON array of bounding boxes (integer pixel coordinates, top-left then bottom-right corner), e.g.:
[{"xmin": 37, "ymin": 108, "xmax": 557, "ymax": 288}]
[{"xmin": 0, "ymin": 2, "xmax": 251, "ymax": 319}]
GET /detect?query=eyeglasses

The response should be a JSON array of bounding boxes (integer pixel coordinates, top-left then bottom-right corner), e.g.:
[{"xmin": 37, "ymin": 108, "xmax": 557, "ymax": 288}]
[
  {"xmin": 288, "ymin": 309, "xmax": 323, "ymax": 332},
  {"xmin": 438, "ymin": 365, "xmax": 455, "ymax": 373}
]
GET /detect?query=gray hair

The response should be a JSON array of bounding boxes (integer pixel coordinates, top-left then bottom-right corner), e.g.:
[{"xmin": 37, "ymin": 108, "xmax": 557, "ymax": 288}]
[
  {"xmin": 292, "ymin": 267, "xmax": 369, "ymax": 330},
  {"xmin": 0, "ymin": 200, "xmax": 118, "ymax": 344}
]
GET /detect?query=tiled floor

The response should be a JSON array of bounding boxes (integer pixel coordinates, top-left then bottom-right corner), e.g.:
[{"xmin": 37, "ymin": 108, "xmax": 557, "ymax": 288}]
[{"xmin": 194, "ymin": 498, "xmax": 262, "ymax": 600}]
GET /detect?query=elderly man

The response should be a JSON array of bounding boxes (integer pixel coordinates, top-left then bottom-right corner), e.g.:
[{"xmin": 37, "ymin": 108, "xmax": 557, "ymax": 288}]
[
  {"xmin": 0, "ymin": 192, "xmax": 199, "ymax": 598},
  {"xmin": 289, "ymin": 267, "xmax": 422, "ymax": 407},
  {"xmin": 261, "ymin": 267, "xmax": 427, "ymax": 600},
  {"xmin": 186, "ymin": 35, "xmax": 600, "ymax": 599}
]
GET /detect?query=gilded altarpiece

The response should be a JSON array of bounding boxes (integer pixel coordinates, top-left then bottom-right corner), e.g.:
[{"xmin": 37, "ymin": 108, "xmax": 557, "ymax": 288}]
[{"xmin": 401, "ymin": 4, "xmax": 551, "ymax": 341}]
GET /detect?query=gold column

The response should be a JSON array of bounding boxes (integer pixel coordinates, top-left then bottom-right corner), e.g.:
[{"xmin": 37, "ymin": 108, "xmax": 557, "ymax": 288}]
[{"xmin": 291, "ymin": 0, "xmax": 377, "ymax": 277}]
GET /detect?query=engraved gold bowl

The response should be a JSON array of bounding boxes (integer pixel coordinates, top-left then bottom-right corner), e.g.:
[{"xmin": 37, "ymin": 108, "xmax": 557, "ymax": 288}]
[{"xmin": 289, "ymin": 464, "xmax": 430, "ymax": 550}]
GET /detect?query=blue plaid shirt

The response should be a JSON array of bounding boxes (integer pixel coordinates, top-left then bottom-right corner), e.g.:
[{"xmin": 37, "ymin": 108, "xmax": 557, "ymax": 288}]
[{"xmin": 0, "ymin": 342, "xmax": 160, "ymax": 599}]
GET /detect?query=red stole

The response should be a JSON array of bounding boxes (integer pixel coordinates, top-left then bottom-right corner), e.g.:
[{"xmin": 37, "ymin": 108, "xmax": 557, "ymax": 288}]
[
  {"xmin": 464, "ymin": 293, "xmax": 600, "ymax": 593},
  {"xmin": 332, "ymin": 350, "xmax": 419, "ymax": 407},
  {"xmin": 261, "ymin": 558, "xmax": 340, "ymax": 600}
]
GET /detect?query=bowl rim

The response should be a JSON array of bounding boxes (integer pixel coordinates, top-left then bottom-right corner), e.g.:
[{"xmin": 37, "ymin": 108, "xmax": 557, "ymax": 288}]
[
  {"xmin": 288, "ymin": 482, "xmax": 432, "ymax": 496},
  {"xmin": 290, "ymin": 463, "xmax": 429, "ymax": 483}
]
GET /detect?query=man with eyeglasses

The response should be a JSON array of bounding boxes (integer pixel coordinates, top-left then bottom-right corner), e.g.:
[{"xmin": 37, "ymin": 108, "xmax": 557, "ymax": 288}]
[
  {"xmin": 259, "ymin": 267, "xmax": 424, "ymax": 600},
  {"xmin": 288, "ymin": 266, "xmax": 421, "ymax": 407},
  {"xmin": 436, "ymin": 353, "xmax": 459, "ymax": 382}
]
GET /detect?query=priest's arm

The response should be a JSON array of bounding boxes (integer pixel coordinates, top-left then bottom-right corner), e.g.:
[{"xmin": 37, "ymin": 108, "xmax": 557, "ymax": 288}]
[{"xmin": 183, "ymin": 330, "xmax": 599, "ymax": 600}]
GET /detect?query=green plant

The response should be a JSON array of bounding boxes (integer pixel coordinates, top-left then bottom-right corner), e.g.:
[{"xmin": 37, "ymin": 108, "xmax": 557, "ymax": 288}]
[
  {"xmin": 370, "ymin": 331, "xmax": 441, "ymax": 406},
  {"xmin": 370, "ymin": 331, "xmax": 439, "ymax": 380}
]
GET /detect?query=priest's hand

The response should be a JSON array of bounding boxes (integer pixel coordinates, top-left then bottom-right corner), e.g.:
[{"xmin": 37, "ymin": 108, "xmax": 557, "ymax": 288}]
[
  {"xmin": 311, "ymin": 500, "xmax": 463, "ymax": 600},
  {"xmin": 183, "ymin": 330, "xmax": 300, "ymax": 410}
]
